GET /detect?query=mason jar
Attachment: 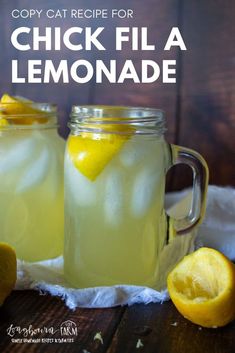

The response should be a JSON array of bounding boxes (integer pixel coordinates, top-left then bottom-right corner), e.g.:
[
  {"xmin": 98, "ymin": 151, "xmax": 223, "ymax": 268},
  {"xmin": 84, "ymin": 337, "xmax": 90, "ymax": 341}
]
[
  {"xmin": 64, "ymin": 106, "xmax": 208, "ymax": 288},
  {"xmin": 0, "ymin": 102, "xmax": 64, "ymax": 261}
]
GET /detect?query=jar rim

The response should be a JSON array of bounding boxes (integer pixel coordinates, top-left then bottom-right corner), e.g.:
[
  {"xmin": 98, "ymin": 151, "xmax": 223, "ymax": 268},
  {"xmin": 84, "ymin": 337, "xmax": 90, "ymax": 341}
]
[
  {"xmin": 71, "ymin": 105, "xmax": 164, "ymax": 118},
  {"xmin": 69, "ymin": 105, "xmax": 166, "ymax": 136},
  {"xmin": 0, "ymin": 102, "xmax": 57, "ymax": 116}
]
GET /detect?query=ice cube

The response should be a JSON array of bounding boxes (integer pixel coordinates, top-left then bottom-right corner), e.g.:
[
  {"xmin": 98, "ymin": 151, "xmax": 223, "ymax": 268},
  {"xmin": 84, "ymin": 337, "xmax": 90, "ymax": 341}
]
[
  {"xmin": 119, "ymin": 141, "xmax": 148, "ymax": 167},
  {"xmin": 65, "ymin": 154, "xmax": 96, "ymax": 206},
  {"xmin": 104, "ymin": 170, "xmax": 123, "ymax": 226},
  {"xmin": 120, "ymin": 139, "xmax": 164, "ymax": 169},
  {"xmin": 0, "ymin": 137, "xmax": 37, "ymax": 174},
  {"xmin": 131, "ymin": 168, "xmax": 161, "ymax": 217},
  {"xmin": 16, "ymin": 147, "xmax": 50, "ymax": 193}
]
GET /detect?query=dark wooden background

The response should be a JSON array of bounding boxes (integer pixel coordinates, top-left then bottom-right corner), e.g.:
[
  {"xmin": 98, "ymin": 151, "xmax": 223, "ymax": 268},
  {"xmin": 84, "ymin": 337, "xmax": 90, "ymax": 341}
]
[{"xmin": 0, "ymin": 0, "xmax": 234, "ymax": 189}]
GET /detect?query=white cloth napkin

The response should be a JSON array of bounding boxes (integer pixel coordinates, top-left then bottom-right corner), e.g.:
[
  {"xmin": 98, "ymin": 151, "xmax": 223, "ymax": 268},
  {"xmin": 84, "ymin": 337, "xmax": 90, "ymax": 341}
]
[{"xmin": 15, "ymin": 186, "xmax": 235, "ymax": 309}]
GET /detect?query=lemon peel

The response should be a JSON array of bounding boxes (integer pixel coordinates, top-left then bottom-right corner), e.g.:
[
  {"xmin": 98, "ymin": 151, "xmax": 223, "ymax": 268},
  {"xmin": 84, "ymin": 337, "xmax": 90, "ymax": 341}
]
[
  {"xmin": 93, "ymin": 332, "xmax": 103, "ymax": 344},
  {"xmin": 68, "ymin": 123, "xmax": 133, "ymax": 181},
  {"xmin": 0, "ymin": 243, "xmax": 17, "ymax": 305},
  {"xmin": 136, "ymin": 339, "xmax": 144, "ymax": 348},
  {"xmin": 0, "ymin": 94, "xmax": 48, "ymax": 125},
  {"xmin": 0, "ymin": 117, "xmax": 9, "ymax": 128},
  {"xmin": 167, "ymin": 247, "xmax": 235, "ymax": 328}
]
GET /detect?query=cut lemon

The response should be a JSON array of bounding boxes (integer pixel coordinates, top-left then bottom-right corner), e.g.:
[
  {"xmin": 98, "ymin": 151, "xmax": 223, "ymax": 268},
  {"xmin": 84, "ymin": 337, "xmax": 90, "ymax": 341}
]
[
  {"xmin": 0, "ymin": 106, "xmax": 9, "ymax": 128},
  {"xmin": 0, "ymin": 94, "xmax": 48, "ymax": 125},
  {"xmin": 0, "ymin": 243, "xmax": 17, "ymax": 305},
  {"xmin": 167, "ymin": 247, "xmax": 235, "ymax": 328},
  {"xmin": 68, "ymin": 122, "xmax": 133, "ymax": 181},
  {"xmin": 0, "ymin": 116, "xmax": 9, "ymax": 128}
]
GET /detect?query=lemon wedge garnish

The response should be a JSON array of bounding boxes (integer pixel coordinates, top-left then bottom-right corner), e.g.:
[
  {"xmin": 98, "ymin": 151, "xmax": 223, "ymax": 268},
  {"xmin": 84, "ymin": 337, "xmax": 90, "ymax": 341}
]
[
  {"xmin": 0, "ymin": 243, "xmax": 16, "ymax": 305},
  {"xmin": 68, "ymin": 120, "xmax": 133, "ymax": 181},
  {"xmin": 0, "ymin": 94, "xmax": 48, "ymax": 125},
  {"xmin": 167, "ymin": 247, "xmax": 235, "ymax": 328},
  {"xmin": 0, "ymin": 116, "xmax": 9, "ymax": 128}
]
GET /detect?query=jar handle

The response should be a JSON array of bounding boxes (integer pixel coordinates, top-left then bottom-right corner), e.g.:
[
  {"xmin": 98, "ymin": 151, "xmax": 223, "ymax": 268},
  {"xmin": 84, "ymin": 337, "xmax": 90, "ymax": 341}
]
[{"xmin": 169, "ymin": 144, "xmax": 209, "ymax": 235}]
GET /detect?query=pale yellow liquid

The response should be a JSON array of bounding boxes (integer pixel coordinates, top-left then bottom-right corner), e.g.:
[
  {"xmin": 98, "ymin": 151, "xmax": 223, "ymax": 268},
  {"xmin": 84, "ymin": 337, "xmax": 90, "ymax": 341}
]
[
  {"xmin": 0, "ymin": 129, "xmax": 64, "ymax": 261},
  {"xmin": 64, "ymin": 135, "xmax": 169, "ymax": 288}
]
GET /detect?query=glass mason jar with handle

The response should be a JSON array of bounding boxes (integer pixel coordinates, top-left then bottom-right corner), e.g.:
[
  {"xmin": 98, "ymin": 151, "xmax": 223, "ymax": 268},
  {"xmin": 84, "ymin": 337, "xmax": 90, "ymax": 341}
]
[
  {"xmin": 64, "ymin": 106, "xmax": 208, "ymax": 288},
  {"xmin": 0, "ymin": 100, "xmax": 64, "ymax": 261}
]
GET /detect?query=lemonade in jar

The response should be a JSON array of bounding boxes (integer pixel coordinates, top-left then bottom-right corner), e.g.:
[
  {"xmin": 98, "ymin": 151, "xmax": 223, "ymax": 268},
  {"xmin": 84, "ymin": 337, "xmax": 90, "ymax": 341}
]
[
  {"xmin": 64, "ymin": 106, "xmax": 208, "ymax": 288},
  {"xmin": 0, "ymin": 94, "xmax": 64, "ymax": 261}
]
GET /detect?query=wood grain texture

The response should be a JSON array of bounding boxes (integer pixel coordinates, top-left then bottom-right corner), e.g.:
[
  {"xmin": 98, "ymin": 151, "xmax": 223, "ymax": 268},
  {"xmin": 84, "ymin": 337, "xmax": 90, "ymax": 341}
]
[
  {"xmin": 0, "ymin": 291, "xmax": 125, "ymax": 353},
  {"xmin": 107, "ymin": 302, "xmax": 235, "ymax": 353},
  {"xmin": 175, "ymin": 0, "xmax": 235, "ymax": 187},
  {"xmin": 90, "ymin": 0, "xmax": 180, "ymax": 144},
  {"xmin": 1, "ymin": 291, "xmax": 235, "ymax": 353}
]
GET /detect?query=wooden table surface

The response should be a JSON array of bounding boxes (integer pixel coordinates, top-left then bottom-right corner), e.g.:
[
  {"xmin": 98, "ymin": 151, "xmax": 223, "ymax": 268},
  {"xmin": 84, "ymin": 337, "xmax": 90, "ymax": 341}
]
[{"xmin": 0, "ymin": 290, "xmax": 234, "ymax": 353}]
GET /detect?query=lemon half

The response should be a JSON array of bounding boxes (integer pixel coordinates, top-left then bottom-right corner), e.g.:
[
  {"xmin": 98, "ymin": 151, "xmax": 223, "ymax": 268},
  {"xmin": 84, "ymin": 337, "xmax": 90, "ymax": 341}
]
[
  {"xmin": 167, "ymin": 247, "xmax": 235, "ymax": 328},
  {"xmin": 0, "ymin": 243, "xmax": 16, "ymax": 305}
]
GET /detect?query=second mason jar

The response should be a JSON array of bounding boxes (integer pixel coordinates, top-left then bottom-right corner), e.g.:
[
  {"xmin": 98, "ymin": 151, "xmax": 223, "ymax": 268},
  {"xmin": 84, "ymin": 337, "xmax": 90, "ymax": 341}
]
[
  {"xmin": 64, "ymin": 106, "xmax": 208, "ymax": 289},
  {"xmin": 0, "ymin": 98, "xmax": 64, "ymax": 261}
]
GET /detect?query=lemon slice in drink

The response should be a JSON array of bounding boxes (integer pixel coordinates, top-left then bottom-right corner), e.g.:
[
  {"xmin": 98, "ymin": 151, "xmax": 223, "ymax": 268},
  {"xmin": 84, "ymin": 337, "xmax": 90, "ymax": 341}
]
[
  {"xmin": 0, "ymin": 116, "xmax": 9, "ymax": 128},
  {"xmin": 0, "ymin": 243, "xmax": 16, "ymax": 305},
  {"xmin": 0, "ymin": 105, "xmax": 9, "ymax": 128},
  {"xmin": 167, "ymin": 247, "xmax": 235, "ymax": 328},
  {"xmin": 0, "ymin": 94, "xmax": 48, "ymax": 125},
  {"xmin": 68, "ymin": 123, "xmax": 132, "ymax": 181}
]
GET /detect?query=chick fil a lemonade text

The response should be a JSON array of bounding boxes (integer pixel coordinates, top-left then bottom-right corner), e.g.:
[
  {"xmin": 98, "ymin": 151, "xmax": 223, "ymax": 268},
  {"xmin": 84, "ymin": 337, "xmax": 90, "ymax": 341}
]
[{"xmin": 10, "ymin": 6, "xmax": 186, "ymax": 84}]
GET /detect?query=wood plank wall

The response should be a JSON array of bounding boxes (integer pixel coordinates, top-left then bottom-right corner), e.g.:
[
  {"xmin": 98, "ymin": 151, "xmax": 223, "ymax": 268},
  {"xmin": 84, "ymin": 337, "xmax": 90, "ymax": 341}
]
[{"xmin": 0, "ymin": 0, "xmax": 234, "ymax": 189}]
